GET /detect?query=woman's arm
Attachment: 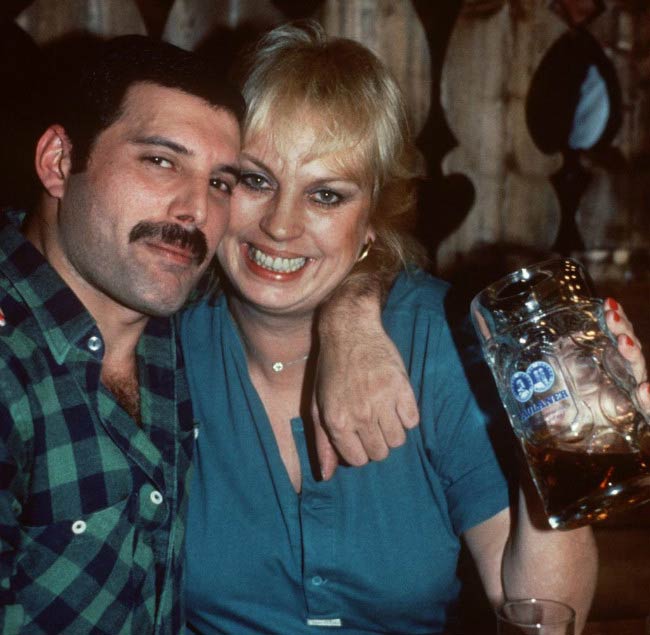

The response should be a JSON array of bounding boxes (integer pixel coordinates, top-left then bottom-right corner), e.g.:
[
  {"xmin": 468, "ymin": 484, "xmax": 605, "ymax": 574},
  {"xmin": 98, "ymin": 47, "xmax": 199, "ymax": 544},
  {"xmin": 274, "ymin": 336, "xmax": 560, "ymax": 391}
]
[
  {"xmin": 465, "ymin": 297, "xmax": 649, "ymax": 634},
  {"xmin": 465, "ymin": 487, "xmax": 597, "ymax": 633}
]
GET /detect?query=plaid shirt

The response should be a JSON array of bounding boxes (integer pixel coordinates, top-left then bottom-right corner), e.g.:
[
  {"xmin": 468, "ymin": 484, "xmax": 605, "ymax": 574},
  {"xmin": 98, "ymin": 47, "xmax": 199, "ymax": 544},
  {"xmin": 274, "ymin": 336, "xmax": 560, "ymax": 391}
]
[{"xmin": 0, "ymin": 213, "xmax": 195, "ymax": 635}]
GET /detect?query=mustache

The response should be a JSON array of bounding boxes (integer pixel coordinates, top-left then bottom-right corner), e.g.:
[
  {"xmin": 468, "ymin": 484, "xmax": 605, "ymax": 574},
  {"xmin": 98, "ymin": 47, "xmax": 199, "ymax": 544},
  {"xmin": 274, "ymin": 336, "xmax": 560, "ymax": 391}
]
[{"xmin": 129, "ymin": 222, "xmax": 208, "ymax": 265}]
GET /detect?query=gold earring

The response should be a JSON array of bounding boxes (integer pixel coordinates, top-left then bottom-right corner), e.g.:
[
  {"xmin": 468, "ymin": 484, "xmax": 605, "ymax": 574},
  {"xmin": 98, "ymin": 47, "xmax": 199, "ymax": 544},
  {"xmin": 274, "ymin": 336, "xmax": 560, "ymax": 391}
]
[{"xmin": 357, "ymin": 241, "xmax": 372, "ymax": 262}]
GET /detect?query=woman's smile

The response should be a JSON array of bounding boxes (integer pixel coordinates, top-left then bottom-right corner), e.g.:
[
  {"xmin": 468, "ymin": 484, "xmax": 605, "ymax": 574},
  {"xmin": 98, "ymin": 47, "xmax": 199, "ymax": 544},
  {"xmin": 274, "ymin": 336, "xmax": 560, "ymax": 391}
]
[
  {"xmin": 218, "ymin": 126, "xmax": 374, "ymax": 316},
  {"xmin": 246, "ymin": 243, "xmax": 308, "ymax": 274}
]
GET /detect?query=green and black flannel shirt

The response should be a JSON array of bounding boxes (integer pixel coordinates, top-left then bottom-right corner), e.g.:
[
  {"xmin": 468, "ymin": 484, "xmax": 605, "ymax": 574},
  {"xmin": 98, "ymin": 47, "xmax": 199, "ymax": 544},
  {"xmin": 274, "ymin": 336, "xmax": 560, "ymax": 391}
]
[{"xmin": 0, "ymin": 213, "xmax": 195, "ymax": 634}]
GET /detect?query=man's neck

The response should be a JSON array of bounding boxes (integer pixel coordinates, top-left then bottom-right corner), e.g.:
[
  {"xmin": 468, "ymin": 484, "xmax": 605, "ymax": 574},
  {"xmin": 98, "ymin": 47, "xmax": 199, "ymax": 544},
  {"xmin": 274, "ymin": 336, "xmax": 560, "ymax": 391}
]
[
  {"xmin": 23, "ymin": 203, "xmax": 150, "ymax": 360},
  {"xmin": 24, "ymin": 203, "xmax": 148, "ymax": 423}
]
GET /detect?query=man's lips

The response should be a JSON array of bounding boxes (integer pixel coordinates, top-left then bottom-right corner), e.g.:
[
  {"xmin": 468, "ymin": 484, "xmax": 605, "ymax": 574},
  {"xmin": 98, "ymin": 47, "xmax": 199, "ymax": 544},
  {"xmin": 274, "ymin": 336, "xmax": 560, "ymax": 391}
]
[
  {"xmin": 144, "ymin": 240, "xmax": 198, "ymax": 266},
  {"xmin": 129, "ymin": 221, "xmax": 208, "ymax": 265}
]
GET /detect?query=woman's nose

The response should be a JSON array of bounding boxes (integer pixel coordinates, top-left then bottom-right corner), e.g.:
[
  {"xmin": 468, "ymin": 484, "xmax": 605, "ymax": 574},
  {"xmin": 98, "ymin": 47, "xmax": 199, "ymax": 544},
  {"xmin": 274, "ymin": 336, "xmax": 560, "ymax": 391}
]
[{"xmin": 259, "ymin": 196, "xmax": 304, "ymax": 241}]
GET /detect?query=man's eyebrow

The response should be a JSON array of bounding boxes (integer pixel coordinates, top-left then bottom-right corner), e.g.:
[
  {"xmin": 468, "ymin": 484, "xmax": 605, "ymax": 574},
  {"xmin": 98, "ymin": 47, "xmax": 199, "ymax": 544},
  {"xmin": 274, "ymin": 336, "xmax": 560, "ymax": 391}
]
[
  {"xmin": 132, "ymin": 135, "xmax": 240, "ymax": 180},
  {"xmin": 131, "ymin": 135, "xmax": 191, "ymax": 155},
  {"xmin": 219, "ymin": 165, "xmax": 241, "ymax": 181}
]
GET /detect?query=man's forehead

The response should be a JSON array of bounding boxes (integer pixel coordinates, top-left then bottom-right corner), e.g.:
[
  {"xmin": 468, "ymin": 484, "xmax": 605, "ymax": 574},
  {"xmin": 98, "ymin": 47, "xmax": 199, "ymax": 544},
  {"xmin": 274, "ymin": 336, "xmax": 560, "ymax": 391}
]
[
  {"xmin": 120, "ymin": 81, "xmax": 227, "ymax": 119},
  {"xmin": 114, "ymin": 82, "xmax": 240, "ymax": 149}
]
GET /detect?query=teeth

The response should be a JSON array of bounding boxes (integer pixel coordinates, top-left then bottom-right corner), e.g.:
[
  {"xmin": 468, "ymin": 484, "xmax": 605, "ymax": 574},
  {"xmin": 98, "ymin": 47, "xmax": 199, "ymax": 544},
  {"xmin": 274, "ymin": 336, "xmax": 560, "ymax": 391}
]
[{"xmin": 248, "ymin": 245, "xmax": 307, "ymax": 273}]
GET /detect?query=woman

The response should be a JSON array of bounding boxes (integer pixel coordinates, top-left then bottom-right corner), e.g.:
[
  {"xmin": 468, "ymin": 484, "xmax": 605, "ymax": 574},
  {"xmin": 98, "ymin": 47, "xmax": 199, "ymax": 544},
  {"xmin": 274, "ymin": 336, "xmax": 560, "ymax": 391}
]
[{"xmin": 181, "ymin": 23, "xmax": 649, "ymax": 634}]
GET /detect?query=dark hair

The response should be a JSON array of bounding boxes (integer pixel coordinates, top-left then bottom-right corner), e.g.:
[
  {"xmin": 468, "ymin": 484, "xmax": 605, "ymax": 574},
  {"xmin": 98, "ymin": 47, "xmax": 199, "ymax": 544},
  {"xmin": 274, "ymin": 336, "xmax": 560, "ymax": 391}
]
[{"xmin": 56, "ymin": 34, "xmax": 245, "ymax": 172}]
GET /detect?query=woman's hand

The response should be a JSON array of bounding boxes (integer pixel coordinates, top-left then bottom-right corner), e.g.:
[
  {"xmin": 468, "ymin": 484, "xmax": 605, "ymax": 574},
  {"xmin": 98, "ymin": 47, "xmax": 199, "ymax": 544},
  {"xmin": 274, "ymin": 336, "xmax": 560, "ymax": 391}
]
[{"xmin": 604, "ymin": 297, "xmax": 650, "ymax": 412}]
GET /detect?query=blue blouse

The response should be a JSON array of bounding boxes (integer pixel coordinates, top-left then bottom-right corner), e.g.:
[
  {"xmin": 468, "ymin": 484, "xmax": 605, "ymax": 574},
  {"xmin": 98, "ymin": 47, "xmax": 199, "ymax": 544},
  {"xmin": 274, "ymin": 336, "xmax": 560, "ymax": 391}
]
[{"xmin": 180, "ymin": 270, "xmax": 509, "ymax": 635}]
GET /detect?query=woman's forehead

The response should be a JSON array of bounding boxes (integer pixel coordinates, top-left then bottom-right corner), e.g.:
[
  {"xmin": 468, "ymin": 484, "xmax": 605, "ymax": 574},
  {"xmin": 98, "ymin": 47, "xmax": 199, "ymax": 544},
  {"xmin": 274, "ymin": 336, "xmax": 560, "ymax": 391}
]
[{"xmin": 244, "ymin": 114, "xmax": 371, "ymax": 180}]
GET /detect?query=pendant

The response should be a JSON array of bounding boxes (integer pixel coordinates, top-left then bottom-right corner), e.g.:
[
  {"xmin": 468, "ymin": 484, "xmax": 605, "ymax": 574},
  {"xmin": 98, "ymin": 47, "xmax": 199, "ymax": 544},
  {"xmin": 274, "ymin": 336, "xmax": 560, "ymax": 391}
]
[{"xmin": 272, "ymin": 361, "xmax": 284, "ymax": 372}]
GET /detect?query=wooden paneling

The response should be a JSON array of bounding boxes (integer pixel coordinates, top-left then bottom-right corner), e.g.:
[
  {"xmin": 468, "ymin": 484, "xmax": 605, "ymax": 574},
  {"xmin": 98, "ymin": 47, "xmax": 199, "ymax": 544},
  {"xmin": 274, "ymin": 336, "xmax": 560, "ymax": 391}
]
[
  {"xmin": 437, "ymin": 1, "xmax": 650, "ymax": 273},
  {"xmin": 163, "ymin": 0, "xmax": 286, "ymax": 50},
  {"xmin": 438, "ymin": 3, "xmax": 566, "ymax": 273},
  {"xmin": 11, "ymin": 0, "xmax": 650, "ymax": 273},
  {"xmin": 16, "ymin": 0, "xmax": 146, "ymax": 43},
  {"xmin": 320, "ymin": 0, "xmax": 431, "ymax": 137}
]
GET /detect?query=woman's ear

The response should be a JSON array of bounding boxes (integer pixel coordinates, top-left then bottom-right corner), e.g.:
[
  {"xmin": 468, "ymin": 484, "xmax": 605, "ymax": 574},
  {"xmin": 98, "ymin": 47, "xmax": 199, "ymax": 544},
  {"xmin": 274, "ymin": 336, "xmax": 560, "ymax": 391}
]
[
  {"xmin": 34, "ymin": 125, "xmax": 73, "ymax": 199},
  {"xmin": 357, "ymin": 228, "xmax": 376, "ymax": 263}
]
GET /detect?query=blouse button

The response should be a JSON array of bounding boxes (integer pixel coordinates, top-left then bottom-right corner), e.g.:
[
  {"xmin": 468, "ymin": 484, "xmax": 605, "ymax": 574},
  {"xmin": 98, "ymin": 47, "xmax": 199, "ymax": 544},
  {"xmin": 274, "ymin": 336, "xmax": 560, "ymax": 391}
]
[
  {"xmin": 311, "ymin": 576, "xmax": 324, "ymax": 586},
  {"xmin": 71, "ymin": 520, "xmax": 87, "ymax": 535},
  {"xmin": 150, "ymin": 490, "xmax": 164, "ymax": 505},
  {"xmin": 87, "ymin": 335, "xmax": 103, "ymax": 352}
]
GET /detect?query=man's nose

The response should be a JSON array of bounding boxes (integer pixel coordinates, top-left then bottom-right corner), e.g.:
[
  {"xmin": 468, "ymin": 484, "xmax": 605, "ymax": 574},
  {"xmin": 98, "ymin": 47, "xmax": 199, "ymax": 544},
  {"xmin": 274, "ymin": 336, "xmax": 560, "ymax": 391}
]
[
  {"xmin": 259, "ymin": 194, "xmax": 304, "ymax": 242},
  {"xmin": 169, "ymin": 179, "xmax": 209, "ymax": 227}
]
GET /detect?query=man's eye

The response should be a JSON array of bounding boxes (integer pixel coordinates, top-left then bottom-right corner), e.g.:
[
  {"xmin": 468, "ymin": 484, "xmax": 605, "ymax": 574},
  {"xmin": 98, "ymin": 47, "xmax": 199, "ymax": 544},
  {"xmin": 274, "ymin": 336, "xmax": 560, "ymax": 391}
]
[
  {"xmin": 241, "ymin": 173, "xmax": 271, "ymax": 191},
  {"xmin": 144, "ymin": 156, "xmax": 173, "ymax": 169},
  {"xmin": 311, "ymin": 189, "xmax": 343, "ymax": 206},
  {"xmin": 210, "ymin": 178, "xmax": 233, "ymax": 195}
]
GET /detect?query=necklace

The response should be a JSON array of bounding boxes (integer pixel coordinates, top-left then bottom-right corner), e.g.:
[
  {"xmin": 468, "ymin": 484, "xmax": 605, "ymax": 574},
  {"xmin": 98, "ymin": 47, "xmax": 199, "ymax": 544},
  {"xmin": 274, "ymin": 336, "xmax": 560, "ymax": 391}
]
[
  {"xmin": 271, "ymin": 356, "xmax": 309, "ymax": 373},
  {"xmin": 237, "ymin": 327, "xmax": 310, "ymax": 373}
]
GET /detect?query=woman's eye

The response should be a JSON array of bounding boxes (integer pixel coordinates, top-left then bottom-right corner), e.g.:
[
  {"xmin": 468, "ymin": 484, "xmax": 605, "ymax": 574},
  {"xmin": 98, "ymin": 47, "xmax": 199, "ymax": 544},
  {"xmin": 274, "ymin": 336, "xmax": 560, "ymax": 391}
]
[
  {"xmin": 241, "ymin": 173, "xmax": 271, "ymax": 191},
  {"xmin": 311, "ymin": 189, "xmax": 343, "ymax": 206},
  {"xmin": 145, "ymin": 156, "xmax": 173, "ymax": 169}
]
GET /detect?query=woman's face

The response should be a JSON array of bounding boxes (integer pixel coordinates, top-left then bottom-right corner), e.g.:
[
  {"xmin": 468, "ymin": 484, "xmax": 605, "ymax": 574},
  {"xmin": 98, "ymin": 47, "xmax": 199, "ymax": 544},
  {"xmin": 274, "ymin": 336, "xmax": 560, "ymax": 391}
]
[{"xmin": 217, "ymin": 124, "xmax": 375, "ymax": 318}]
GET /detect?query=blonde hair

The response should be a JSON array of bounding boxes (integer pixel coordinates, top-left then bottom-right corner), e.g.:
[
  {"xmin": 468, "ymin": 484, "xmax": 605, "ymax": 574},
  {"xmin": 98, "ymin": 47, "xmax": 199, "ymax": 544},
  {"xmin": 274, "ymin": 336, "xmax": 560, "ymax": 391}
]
[{"xmin": 239, "ymin": 21, "xmax": 427, "ymax": 279}]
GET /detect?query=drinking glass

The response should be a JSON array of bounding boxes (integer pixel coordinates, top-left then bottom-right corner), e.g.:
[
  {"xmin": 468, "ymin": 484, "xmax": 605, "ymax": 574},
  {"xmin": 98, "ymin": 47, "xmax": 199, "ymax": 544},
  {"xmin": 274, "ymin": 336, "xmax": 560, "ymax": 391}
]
[
  {"xmin": 471, "ymin": 258, "xmax": 650, "ymax": 529},
  {"xmin": 496, "ymin": 598, "xmax": 575, "ymax": 634}
]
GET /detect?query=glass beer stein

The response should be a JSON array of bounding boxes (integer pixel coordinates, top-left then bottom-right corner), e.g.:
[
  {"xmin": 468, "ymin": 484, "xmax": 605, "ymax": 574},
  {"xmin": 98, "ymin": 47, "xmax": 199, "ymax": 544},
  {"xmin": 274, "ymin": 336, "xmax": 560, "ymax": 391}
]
[{"xmin": 471, "ymin": 258, "xmax": 650, "ymax": 529}]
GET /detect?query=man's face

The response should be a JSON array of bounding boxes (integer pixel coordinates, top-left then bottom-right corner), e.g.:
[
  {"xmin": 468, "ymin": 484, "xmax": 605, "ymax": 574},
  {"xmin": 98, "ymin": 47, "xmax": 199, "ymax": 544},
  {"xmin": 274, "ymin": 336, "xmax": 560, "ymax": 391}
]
[{"xmin": 54, "ymin": 83, "xmax": 240, "ymax": 317}]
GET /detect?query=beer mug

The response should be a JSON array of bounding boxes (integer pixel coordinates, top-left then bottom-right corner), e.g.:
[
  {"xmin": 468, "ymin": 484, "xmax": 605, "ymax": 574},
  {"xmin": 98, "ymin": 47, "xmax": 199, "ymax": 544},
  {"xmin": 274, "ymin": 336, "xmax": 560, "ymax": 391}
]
[{"xmin": 471, "ymin": 258, "xmax": 650, "ymax": 529}]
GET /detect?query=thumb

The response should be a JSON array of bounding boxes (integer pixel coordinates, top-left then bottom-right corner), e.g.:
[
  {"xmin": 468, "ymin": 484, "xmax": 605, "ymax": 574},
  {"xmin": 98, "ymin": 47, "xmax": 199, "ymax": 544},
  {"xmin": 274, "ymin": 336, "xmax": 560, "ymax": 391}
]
[{"xmin": 313, "ymin": 411, "xmax": 339, "ymax": 480}]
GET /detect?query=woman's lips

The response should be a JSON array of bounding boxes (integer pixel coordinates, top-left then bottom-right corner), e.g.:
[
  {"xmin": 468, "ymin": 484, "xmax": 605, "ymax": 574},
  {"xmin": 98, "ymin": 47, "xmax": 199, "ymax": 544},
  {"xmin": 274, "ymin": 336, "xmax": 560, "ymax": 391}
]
[
  {"xmin": 247, "ymin": 244, "xmax": 307, "ymax": 273},
  {"xmin": 242, "ymin": 242, "xmax": 311, "ymax": 280}
]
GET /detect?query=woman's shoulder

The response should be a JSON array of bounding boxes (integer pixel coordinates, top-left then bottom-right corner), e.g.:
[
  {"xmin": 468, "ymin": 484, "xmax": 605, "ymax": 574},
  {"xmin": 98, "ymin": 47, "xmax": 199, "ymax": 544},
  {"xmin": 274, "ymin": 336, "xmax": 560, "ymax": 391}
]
[
  {"xmin": 384, "ymin": 268, "xmax": 450, "ymax": 317},
  {"xmin": 178, "ymin": 293, "xmax": 229, "ymax": 344}
]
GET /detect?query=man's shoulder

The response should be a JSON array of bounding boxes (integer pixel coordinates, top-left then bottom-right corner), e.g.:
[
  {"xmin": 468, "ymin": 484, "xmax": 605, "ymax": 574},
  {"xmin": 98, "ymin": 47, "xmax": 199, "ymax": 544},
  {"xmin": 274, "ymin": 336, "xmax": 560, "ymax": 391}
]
[{"xmin": 0, "ymin": 275, "xmax": 44, "ymax": 374}]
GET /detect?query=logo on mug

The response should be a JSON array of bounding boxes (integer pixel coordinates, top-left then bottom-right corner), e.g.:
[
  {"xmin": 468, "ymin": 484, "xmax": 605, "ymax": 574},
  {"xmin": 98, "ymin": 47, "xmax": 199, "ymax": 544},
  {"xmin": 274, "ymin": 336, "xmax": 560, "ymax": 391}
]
[
  {"xmin": 511, "ymin": 361, "xmax": 556, "ymax": 403},
  {"xmin": 511, "ymin": 371, "xmax": 534, "ymax": 403}
]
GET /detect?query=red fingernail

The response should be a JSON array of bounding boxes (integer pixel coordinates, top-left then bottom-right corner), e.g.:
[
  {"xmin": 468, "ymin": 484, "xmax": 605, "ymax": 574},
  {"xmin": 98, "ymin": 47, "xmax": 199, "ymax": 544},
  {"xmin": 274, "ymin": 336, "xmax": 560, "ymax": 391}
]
[
  {"xmin": 613, "ymin": 312, "xmax": 621, "ymax": 322},
  {"xmin": 625, "ymin": 335, "xmax": 634, "ymax": 347},
  {"xmin": 607, "ymin": 298, "xmax": 619, "ymax": 311}
]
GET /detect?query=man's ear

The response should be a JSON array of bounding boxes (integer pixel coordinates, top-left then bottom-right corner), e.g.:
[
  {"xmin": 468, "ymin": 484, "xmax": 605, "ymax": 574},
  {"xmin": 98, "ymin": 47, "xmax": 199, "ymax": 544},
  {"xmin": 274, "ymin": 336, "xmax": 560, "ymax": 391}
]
[{"xmin": 34, "ymin": 125, "xmax": 73, "ymax": 199}]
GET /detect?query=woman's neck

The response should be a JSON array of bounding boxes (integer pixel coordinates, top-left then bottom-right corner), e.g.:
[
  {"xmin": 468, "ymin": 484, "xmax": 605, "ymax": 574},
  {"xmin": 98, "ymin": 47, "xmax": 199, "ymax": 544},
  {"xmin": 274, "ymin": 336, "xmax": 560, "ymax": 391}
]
[{"xmin": 227, "ymin": 296, "xmax": 314, "ymax": 381}]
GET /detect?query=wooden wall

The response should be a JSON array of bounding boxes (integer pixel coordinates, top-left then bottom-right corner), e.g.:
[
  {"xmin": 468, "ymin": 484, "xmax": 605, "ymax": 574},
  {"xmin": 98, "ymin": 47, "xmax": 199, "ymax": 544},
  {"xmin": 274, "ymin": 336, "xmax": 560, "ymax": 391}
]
[{"xmin": 5, "ymin": 0, "xmax": 650, "ymax": 283}]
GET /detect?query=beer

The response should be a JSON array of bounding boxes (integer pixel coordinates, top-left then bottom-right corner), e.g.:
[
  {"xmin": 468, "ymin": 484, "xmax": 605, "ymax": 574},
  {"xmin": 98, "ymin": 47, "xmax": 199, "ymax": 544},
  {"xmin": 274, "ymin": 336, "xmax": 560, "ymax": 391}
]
[
  {"xmin": 524, "ymin": 441, "xmax": 650, "ymax": 529},
  {"xmin": 472, "ymin": 258, "xmax": 650, "ymax": 528}
]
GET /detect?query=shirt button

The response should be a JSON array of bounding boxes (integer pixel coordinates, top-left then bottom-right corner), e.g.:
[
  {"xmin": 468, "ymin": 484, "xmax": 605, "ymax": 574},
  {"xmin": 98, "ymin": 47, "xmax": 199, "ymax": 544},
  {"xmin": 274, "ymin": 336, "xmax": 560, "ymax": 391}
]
[
  {"xmin": 87, "ymin": 335, "xmax": 103, "ymax": 352},
  {"xmin": 71, "ymin": 520, "xmax": 87, "ymax": 534},
  {"xmin": 150, "ymin": 490, "xmax": 164, "ymax": 505},
  {"xmin": 311, "ymin": 576, "xmax": 324, "ymax": 586}
]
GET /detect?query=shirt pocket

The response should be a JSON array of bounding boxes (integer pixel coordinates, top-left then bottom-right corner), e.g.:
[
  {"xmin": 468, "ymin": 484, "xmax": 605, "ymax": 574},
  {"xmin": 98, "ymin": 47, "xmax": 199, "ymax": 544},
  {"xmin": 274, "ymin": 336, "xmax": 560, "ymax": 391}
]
[{"xmin": 15, "ymin": 496, "xmax": 136, "ymax": 629}]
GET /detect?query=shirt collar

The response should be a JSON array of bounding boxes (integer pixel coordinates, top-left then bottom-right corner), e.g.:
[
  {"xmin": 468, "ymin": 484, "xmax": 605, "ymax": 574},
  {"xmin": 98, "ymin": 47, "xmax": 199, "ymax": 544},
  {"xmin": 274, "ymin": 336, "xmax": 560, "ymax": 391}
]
[{"xmin": 0, "ymin": 211, "xmax": 97, "ymax": 364}]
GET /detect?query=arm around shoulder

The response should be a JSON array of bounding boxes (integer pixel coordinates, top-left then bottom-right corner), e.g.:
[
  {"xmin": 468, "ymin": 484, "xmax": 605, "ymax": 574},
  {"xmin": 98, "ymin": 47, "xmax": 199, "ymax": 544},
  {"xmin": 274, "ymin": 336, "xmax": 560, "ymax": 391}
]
[{"xmin": 313, "ymin": 270, "xmax": 419, "ymax": 478}]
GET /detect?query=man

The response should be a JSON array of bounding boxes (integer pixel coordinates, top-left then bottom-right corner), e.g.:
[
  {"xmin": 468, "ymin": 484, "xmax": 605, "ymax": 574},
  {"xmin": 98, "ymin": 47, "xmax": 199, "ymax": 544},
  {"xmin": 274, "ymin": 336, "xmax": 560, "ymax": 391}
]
[
  {"xmin": 0, "ymin": 35, "xmax": 243, "ymax": 635},
  {"xmin": 0, "ymin": 34, "xmax": 416, "ymax": 635}
]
